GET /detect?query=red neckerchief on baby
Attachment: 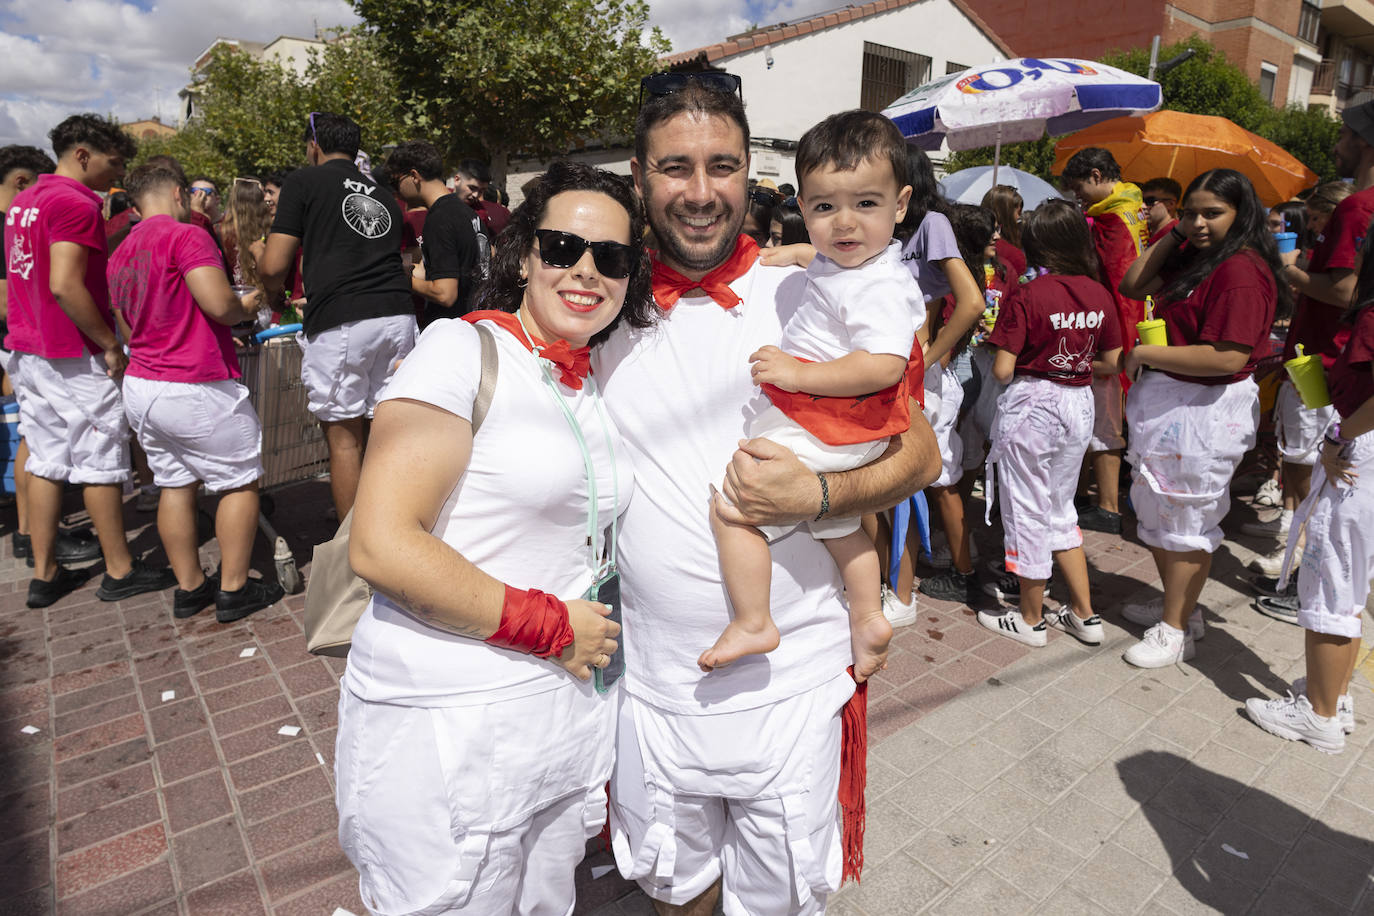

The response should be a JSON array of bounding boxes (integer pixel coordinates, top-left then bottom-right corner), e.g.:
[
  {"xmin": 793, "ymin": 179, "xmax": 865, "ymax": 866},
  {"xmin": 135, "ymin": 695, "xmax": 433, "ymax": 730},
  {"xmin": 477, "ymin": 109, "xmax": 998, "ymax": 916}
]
[
  {"xmin": 650, "ymin": 234, "xmax": 759, "ymax": 311},
  {"xmin": 463, "ymin": 310, "xmax": 591, "ymax": 390}
]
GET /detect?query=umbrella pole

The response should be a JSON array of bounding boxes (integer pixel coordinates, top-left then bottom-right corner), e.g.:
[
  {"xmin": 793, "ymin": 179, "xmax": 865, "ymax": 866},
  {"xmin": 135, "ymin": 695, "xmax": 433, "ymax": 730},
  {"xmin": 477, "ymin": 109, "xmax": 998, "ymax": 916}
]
[{"xmin": 992, "ymin": 125, "xmax": 1002, "ymax": 187}]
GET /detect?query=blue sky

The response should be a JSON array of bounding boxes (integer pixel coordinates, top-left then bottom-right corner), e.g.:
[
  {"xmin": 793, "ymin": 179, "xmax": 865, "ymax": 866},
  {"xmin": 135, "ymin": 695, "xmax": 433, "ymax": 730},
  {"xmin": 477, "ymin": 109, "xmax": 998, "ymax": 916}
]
[{"xmin": 0, "ymin": 0, "xmax": 839, "ymax": 149}]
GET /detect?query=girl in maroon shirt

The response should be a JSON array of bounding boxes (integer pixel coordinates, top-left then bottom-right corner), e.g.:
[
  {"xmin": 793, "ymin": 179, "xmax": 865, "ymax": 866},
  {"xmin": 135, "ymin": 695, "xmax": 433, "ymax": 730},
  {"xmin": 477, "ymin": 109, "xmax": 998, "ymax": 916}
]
[
  {"xmin": 977, "ymin": 200, "xmax": 1123, "ymax": 647},
  {"xmin": 1244, "ymin": 245, "xmax": 1374, "ymax": 754},
  {"xmin": 1119, "ymin": 169, "xmax": 1287, "ymax": 669}
]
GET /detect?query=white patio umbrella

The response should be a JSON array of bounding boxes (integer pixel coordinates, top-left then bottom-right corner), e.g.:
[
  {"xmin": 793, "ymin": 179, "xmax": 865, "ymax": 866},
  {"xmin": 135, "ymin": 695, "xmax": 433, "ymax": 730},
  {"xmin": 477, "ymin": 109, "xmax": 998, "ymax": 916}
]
[
  {"xmin": 939, "ymin": 165, "xmax": 1065, "ymax": 210},
  {"xmin": 883, "ymin": 58, "xmax": 1162, "ymax": 184}
]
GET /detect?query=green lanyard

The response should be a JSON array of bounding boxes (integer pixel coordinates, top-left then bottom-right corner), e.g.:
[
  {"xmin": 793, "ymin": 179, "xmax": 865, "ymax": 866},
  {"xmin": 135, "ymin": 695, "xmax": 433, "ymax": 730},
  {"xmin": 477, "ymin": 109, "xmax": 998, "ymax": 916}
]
[{"xmin": 515, "ymin": 322, "xmax": 619, "ymax": 577}]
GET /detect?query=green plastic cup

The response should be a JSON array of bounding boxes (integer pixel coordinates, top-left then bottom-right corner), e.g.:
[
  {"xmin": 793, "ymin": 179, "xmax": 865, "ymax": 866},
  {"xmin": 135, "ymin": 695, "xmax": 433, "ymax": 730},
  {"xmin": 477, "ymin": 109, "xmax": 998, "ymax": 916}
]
[
  {"xmin": 1136, "ymin": 319, "xmax": 1167, "ymax": 347},
  {"xmin": 1285, "ymin": 344, "xmax": 1332, "ymax": 409}
]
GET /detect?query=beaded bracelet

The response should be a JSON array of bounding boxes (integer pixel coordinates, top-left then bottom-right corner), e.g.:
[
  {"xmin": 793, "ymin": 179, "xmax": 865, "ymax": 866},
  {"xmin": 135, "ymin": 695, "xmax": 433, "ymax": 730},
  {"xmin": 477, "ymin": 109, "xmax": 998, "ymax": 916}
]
[{"xmin": 815, "ymin": 473, "xmax": 830, "ymax": 521}]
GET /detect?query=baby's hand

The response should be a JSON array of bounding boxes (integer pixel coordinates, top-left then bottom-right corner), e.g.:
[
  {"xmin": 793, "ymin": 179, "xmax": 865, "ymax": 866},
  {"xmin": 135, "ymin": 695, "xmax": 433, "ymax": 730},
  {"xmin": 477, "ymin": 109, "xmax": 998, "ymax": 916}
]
[{"xmin": 750, "ymin": 346, "xmax": 803, "ymax": 391}]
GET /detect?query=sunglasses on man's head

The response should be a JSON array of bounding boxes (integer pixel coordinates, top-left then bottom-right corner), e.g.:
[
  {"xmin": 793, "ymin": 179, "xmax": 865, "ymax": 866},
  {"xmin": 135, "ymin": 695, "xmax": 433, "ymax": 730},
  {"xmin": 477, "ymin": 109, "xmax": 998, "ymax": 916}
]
[
  {"xmin": 749, "ymin": 188, "xmax": 781, "ymax": 207},
  {"xmin": 638, "ymin": 71, "xmax": 742, "ymax": 109},
  {"xmin": 1142, "ymin": 196, "xmax": 1175, "ymax": 207},
  {"xmin": 535, "ymin": 230, "xmax": 635, "ymax": 278}
]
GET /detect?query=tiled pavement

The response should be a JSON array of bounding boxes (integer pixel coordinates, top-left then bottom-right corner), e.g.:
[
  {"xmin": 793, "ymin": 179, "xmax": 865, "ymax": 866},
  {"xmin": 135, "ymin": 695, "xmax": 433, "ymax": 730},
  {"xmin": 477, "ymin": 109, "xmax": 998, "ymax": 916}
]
[{"xmin": 1, "ymin": 478, "xmax": 1372, "ymax": 915}]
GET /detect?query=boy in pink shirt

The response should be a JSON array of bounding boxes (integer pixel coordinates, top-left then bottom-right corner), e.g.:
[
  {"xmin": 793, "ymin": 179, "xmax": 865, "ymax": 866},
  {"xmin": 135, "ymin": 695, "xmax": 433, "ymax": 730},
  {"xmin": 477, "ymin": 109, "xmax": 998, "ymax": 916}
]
[
  {"xmin": 3, "ymin": 114, "xmax": 174, "ymax": 608},
  {"xmin": 109, "ymin": 165, "xmax": 284, "ymax": 622}
]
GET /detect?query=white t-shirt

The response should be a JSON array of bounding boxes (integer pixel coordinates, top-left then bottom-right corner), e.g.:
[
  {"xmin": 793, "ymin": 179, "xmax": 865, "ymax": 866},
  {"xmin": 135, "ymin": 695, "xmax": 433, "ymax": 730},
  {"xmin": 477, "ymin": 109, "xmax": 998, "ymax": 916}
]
[
  {"xmin": 779, "ymin": 241, "xmax": 920, "ymax": 366},
  {"xmin": 343, "ymin": 318, "xmax": 634, "ymax": 707},
  {"xmin": 593, "ymin": 260, "xmax": 857, "ymax": 715}
]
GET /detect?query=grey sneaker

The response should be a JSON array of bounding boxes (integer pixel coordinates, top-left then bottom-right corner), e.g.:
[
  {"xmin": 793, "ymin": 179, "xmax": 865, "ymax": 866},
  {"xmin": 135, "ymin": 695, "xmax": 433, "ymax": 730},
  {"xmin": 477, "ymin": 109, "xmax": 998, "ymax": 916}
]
[
  {"xmin": 1253, "ymin": 594, "xmax": 1300, "ymax": 626},
  {"xmin": 919, "ymin": 568, "xmax": 979, "ymax": 604},
  {"xmin": 1291, "ymin": 676, "xmax": 1355, "ymax": 735},
  {"xmin": 1245, "ymin": 692, "xmax": 1344, "ymax": 754}
]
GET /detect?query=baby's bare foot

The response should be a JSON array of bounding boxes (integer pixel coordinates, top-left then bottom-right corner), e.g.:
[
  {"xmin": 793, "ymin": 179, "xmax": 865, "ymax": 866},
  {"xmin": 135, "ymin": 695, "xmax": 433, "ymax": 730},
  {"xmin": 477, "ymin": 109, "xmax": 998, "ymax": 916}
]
[
  {"xmin": 698, "ymin": 619, "xmax": 781, "ymax": 672},
  {"xmin": 851, "ymin": 610, "xmax": 893, "ymax": 682}
]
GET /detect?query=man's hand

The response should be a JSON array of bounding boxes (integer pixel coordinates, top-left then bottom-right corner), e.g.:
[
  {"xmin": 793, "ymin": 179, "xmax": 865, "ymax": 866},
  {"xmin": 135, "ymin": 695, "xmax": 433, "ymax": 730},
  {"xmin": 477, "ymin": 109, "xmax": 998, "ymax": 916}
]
[
  {"xmin": 750, "ymin": 345, "xmax": 804, "ymax": 392},
  {"xmin": 1320, "ymin": 439, "xmax": 1356, "ymax": 487},
  {"xmin": 102, "ymin": 345, "xmax": 128, "ymax": 379},
  {"xmin": 717, "ymin": 437, "xmax": 819, "ymax": 527}
]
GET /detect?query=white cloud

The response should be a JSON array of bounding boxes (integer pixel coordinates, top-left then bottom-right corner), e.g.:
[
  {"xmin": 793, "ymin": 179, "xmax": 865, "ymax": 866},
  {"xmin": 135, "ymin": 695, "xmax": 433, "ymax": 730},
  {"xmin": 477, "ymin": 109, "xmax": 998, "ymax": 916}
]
[{"xmin": 647, "ymin": 0, "xmax": 839, "ymax": 57}]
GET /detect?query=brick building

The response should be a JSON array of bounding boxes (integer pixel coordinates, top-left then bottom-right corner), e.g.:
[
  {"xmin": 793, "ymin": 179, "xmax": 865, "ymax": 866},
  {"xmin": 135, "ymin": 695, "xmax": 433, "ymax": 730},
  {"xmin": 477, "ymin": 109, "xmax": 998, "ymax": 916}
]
[{"xmin": 959, "ymin": 0, "xmax": 1374, "ymax": 114}]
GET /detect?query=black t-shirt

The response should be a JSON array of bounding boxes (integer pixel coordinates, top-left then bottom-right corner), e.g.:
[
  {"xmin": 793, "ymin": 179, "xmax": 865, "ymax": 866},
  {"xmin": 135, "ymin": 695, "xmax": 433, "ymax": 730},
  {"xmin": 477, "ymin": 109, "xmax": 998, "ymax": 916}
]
[
  {"xmin": 418, "ymin": 193, "xmax": 481, "ymax": 325},
  {"xmin": 271, "ymin": 158, "xmax": 412, "ymax": 338}
]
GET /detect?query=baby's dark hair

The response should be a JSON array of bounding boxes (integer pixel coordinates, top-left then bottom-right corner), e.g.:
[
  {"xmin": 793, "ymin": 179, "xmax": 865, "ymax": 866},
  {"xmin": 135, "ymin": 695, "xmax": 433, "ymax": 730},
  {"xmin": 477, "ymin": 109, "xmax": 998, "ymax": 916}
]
[
  {"xmin": 1022, "ymin": 199, "xmax": 1100, "ymax": 278},
  {"xmin": 794, "ymin": 109, "xmax": 908, "ymax": 198}
]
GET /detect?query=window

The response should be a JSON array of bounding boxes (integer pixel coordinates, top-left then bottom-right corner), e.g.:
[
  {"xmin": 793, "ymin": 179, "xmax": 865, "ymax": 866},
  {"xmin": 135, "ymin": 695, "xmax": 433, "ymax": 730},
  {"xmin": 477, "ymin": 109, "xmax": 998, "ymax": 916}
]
[
  {"xmin": 1299, "ymin": 1, "xmax": 1320, "ymax": 45},
  {"xmin": 946, "ymin": 61, "xmax": 968, "ymax": 75},
  {"xmin": 860, "ymin": 42, "xmax": 931, "ymax": 111},
  {"xmin": 1259, "ymin": 62, "xmax": 1278, "ymax": 102}
]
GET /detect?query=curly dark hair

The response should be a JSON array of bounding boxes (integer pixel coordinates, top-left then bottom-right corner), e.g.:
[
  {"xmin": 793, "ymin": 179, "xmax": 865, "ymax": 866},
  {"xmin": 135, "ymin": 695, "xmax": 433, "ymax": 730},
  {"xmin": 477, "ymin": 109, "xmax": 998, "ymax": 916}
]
[
  {"xmin": 0, "ymin": 145, "xmax": 55, "ymax": 184},
  {"xmin": 474, "ymin": 160, "xmax": 655, "ymax": 347},
  {"xmin": 49, "ymin": 114, "xmax": 136, "ymax": 160}
]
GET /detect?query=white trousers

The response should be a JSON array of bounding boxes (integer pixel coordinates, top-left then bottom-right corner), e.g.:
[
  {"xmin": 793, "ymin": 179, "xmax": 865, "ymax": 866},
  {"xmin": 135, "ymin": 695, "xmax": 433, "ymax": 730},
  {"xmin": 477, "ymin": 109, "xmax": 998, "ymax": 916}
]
[
  {"xmin": 1275, "ymin": 379, "xmax": 1335, "ymax": 466},
  {"xmin": 609, "ymin": 675, "xmax": 853, "ymax": 915},
  {"xmin": 988, "ymin": 378, "xmax": 1093, "ymax": 579},
  {"xmin": 7, "ymin": 352, "xmax": 129, "ymax": 484},
  {"xmin": 1089, "ymin": 374, "xmax": 1125, "ymax": 452},
  {"xmin": 1127, "ymin": 372, "xmax": 1259, "ymax": 553}
]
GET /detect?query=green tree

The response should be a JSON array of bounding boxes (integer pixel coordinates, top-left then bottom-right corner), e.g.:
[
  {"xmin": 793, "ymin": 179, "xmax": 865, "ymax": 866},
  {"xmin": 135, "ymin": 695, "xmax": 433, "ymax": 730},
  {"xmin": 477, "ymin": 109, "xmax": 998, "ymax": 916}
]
[
  {"xmin": 945, "ymin": 37, "xmax": 1340, "ymax": 183},
  {"xmin": 353, "ymin": 0, "xmax": 670, "ymax": 187},
  {"xmin": 138, "ymin": 34, "xmax": 407, "ymax": 188}
]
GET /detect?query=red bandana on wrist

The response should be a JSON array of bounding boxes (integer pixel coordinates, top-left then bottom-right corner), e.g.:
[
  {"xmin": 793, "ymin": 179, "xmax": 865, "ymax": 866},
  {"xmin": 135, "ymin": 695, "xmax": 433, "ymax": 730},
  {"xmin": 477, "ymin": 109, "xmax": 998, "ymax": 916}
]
[
  {"xmin": 463, "ymin": 310, "xmax": 592, "ymax": 389},
  {"xmin": 650, "ymin": 234, "xmax": 759, "ymax": 311}
]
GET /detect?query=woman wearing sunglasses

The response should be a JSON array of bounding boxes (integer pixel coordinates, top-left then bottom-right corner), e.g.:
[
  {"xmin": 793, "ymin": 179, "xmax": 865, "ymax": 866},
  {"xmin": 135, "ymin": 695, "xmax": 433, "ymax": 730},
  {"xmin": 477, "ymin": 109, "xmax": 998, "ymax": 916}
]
[{"xmin": 336, "ymin": 161, "xmax": 654, "ymax": 913}]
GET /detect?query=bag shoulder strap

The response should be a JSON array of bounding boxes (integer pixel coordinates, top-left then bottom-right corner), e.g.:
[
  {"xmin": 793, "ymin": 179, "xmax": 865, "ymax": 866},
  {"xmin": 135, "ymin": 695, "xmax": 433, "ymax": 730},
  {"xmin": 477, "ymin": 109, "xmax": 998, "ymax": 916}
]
[{"xmin": 471, "ymin": 321, "xmax": 500, "ymax": 434}]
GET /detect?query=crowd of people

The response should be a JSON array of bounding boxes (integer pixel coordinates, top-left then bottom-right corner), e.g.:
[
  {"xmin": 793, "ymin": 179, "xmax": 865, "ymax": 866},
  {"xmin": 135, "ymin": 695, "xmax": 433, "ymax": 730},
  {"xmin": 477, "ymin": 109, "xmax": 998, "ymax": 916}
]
[{"xmin": 2, "ymin": 69, "xmax": 1373, "ymax": 914}]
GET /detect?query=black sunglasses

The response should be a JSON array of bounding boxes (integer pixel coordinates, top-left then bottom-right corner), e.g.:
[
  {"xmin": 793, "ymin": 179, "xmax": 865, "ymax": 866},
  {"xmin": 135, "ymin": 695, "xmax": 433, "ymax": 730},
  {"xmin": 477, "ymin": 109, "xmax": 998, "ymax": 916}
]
[
  {"xmin": 638, "ymin": 71, "xmax": 742, "ymax": 108},
  {"xmin": 534, "ymin": 229, "xmax": 635, "ymax": 279},
  {"xmin": 749, "ymin": 188, "xmax": 781, "ymax": 207},
  {"xmin": 1142, "ymin": 196, "xmax": 1175, "ymax": 206}
]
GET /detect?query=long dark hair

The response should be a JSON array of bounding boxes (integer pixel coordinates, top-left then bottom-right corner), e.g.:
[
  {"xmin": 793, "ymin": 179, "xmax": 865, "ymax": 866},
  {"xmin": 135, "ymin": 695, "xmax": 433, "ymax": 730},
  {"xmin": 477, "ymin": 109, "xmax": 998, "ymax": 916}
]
[
  {"xmin": 1021, "ymin": 199, "xmax": 1100, "ymax": 278},
  {"xmin": 771, "ymin": 199, "xmax": 809, "ymax": 245},
  {"xmin": 895, "ymin": 146, "xmax": 952, "ymax": 243},
  {"xmin": 947, "ymin": 203, "xmax": 997, "ymax": 291},
  {"xmin": 1155, "ymin": 169, "xmax": 1291, "ymax": 316},
  {"xmin": 981, "ymin": 184, "xmax": 1024, "ymax": 248},
  {"xmin": 1344, "ymin": 231, "xmax": 1374, "ymax": 323},
  {"xmin": 476, "ymin": 160, "xmax": 655, "ymax": 346}
]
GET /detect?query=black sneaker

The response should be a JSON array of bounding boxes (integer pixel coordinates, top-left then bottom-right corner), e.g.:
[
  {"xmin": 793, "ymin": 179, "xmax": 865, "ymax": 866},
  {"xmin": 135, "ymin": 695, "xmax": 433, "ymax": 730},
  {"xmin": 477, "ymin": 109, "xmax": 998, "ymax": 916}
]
[
  {"xmin": 982, "ymin": 570, "xmax": 1055, "ymax": 603},
  {"xmin": 215, "ymin": 578, "xmax": 284, "ymax": 624},
  {"xmin": 1253, "ymin": 594, "xmax": 1300, "ymax": 626},
  {"xmin": 12, "ymin": 532, "xmax": 30, "ymax": 560},
  {"xmin": 918, "ymin": 568, "xmax": 978, "ymax": 603},
  {"xmin": 96, "ymin": 560, "xmax": 177, "ymax": 601},
  {"xmin": 27, "ymin": 566, "xmax": 92, "ymax": 608},
  {"xmin": 173, "ymin": 573, "xmax": 219, "ymax": 619},
  {"xmin": 1078, "ymin": 505, "xmax": 1123, "ymax": 534},
  {"xmin": 13, "ymin": 530, "xmax": 103, "ymax": 568},
  {"xmin": 1253, "ymin": 575, "xmax": 1297, "ymax": 599}
]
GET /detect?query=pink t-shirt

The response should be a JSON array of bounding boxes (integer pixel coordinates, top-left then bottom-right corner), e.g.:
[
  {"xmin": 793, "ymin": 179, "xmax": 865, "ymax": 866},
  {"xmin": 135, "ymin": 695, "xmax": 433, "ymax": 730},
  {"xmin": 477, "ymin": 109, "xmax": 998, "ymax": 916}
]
[
  {"xmin": 107, "ymin": 215, "xmax": 241, "ymax": 382},
  {"xmin": 3, "ymin": 174, "xmax": 116, "ymax": 359},
  {"xmin": 988, "ymin": 274, "xmax": 1122, "ymax": 387}
]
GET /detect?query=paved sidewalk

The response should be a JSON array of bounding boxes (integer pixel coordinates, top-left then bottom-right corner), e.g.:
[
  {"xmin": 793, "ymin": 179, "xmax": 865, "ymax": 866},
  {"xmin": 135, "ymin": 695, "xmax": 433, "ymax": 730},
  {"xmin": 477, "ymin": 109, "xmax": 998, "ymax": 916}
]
[{"xmin": 1, "ymin": 480, "xmax": 1370, "ymax": 915}]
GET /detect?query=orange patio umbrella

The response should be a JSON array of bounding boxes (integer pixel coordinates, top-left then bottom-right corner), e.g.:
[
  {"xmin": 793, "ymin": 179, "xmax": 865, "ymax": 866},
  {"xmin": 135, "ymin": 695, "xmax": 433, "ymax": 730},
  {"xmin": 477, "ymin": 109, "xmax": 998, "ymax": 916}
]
[{"xmin": 1052, "ymin": 110, "xmax": 1318, "ymax": 206}]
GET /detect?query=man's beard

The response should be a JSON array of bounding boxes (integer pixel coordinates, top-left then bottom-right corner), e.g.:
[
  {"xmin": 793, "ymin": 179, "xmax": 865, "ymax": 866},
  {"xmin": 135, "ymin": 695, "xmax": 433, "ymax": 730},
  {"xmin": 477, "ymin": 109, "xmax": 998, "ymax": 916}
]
[{"xmin": 646, "ymin": 196, "xmax": 743, "ymax": 274}]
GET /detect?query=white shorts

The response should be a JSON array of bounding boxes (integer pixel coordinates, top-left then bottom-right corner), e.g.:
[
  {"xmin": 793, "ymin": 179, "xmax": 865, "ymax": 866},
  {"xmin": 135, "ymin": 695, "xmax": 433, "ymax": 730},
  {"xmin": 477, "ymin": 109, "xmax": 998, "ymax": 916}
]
[
  {"xmin": 3, "ymin": 350, "xmax": 27, "ymax": 440},
  {"xmin": 122, "ymin": 376, "xmax": 263, "ymax": 492},
  {"xmin": 1290, "ymin": 431, "xmax": 1374, "ymax": 639},
  {"xmin": 989, "ymin": 379, "xmax": 1093, "ymax": 580},
  {"xmin": 1090, "ymin": 374, "xmax": 1125, "ymax": 451},
  {"xmin": 7, "ymin": 352, "xmax": 129, "ymax": 485},
  {"xmin": 1126, "ymin": 372, "xmax": 1259, "ymax": 553},
  {"xmin": 1274, "ymin": 379, "xmax": 1335, "ymax": 466},
  {"xmin": 301, "ymin": 314, "xmax": 417, "ymax": 423},
  {"xmin": 610, "ymin": 676, "xmax": 852, "ymax": 914},
  {"xmin": 335, "ymin": 682, "xmax": 617, "ymax": 915},
  {"xmin": 743, "ymin": 404, "xmax": 888, "ymax": 541},
  {"xmin": 931, "ymin": 363, "xmax": 965, "ymax": 488}
]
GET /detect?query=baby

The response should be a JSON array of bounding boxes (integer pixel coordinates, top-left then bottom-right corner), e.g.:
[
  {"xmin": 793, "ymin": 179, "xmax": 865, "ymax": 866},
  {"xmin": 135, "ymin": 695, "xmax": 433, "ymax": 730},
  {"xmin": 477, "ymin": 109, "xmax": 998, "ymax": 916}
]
[{"xmin": 704, "ymin": 109, "xmax": 923, "ymax": 679}]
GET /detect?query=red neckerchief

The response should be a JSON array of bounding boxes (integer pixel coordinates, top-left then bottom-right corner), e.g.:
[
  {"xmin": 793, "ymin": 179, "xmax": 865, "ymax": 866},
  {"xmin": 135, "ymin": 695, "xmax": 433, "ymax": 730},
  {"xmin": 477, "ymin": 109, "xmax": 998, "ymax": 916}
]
[
  {"xmin": 463, "ymin": 310, "xmax": 591, "ymax": 390},
  {"xmin": 650, "ymin": 234, "xmax": 759, "ymax": 311}
]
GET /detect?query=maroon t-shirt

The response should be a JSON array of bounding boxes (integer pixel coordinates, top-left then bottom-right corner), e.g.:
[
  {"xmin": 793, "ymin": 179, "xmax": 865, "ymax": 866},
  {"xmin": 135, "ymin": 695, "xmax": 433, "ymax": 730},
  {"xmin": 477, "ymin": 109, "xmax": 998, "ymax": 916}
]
[
  {"xmin": 987, "ymin": 274, "xmax": 1122, "ymax": 387},
  {"xmin": 1284, "ymin": 186, "xmax": 1374, "ymax": 367},
  {"xmin": 1158, "ymin": 249, "xmax": 1276, "ymax": 385},
  {"xmin": 1330, "ymin": 306, "xmax": 1374, "ymax": 420},
  {"xmin": 995, "ymin": 237, "xmax": 1026, "ymax": 279}
]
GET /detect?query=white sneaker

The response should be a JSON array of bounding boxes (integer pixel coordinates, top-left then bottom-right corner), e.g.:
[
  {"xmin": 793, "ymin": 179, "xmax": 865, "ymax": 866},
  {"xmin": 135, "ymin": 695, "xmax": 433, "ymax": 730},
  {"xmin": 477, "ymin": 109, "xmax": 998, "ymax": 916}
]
[
  {"xmin": 1249, "ymin": 544, "xmax": 1301, "ymax": 578},
  {"xmin": 1253, "ymin": 478, "xmax": 1282, "ymax": 508},
  {"xmin": 1241, "ymin": 510, "xmax": 1292, "ymax": 539},
  {"xmin": 1124, "ymin": 622, "xmax": 1194, "ymax": 668},
  {"xmin": 1244, "ymin": 692, "xmax": 1345, "ymax": 754},
  {"xmin": 1050, "ymin": 607, "xmax": 1104, "ymax": 645},
  {"xmin": 1119, "ymin": 599, "xmax": 1205, "ymax": 640},
  {"xmin": 976, "ymin": 609, "xmax": 1047, "ymax": 647},
  {"xmin": 880, "ymin": 583, "xmax": 917, "ymax": 628},
  {"xmin": 1291, "ymin": 676, "xmax": 1355, "ymax": 735}
]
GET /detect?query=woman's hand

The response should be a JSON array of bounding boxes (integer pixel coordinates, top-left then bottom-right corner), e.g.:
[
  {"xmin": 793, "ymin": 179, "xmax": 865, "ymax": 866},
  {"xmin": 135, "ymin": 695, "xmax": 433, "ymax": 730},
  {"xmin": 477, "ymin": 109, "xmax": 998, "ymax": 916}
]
[
  {"xmin": 750, "ymin": 345, "xmax": 803, "ymax": 391},
  {"xmin": 556, "ymin": 599, "xmax": 620, "ymax": 681},
  {"xmin": 1320, "ymin": 439, "xmax": 1357, "ymax": 487},
  {"xmin": 1124, "ymin": 346, "xmax": 1149, "ymax": 381}
]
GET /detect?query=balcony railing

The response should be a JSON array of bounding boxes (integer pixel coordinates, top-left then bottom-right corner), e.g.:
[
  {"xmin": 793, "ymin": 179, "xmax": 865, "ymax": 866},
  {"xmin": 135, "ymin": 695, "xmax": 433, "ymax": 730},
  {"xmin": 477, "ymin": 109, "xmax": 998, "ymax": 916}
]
[{"xmin": 1314, "ymin": 59, "xmax": 1336, "ymax": 94}]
